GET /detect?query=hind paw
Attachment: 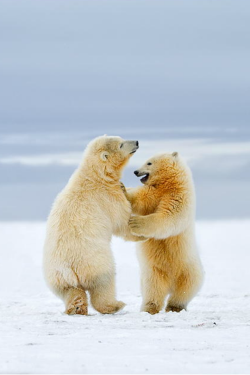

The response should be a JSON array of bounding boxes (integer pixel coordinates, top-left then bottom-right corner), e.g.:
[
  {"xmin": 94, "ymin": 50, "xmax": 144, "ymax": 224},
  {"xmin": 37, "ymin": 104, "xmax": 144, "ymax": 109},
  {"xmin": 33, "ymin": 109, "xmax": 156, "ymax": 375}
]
[
  {"xmin": 97, "ymin": 301, "xmax": 125, "ymax": 314},
  {"xmin": 65, "ymin": 297, "xmax": 88, "ymax": 315},
  {"xmin": 166, "ymin": 304, "xmax": 186, "ymax": 313},
  {"xmin": 142, "ymin": 302, "xmax": 160, "ymax": 315}
]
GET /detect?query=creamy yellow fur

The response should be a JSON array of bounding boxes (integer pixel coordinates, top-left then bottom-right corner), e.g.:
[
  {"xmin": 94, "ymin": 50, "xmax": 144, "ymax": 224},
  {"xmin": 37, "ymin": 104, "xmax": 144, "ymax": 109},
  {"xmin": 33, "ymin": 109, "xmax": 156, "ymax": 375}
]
[
  {"xmin": 43, "ymin": 135, "xmax": 143, "ymax": 315},
  {"xmin": 126, "ymin": 152, "xmax": 204, "ymax": 314}
]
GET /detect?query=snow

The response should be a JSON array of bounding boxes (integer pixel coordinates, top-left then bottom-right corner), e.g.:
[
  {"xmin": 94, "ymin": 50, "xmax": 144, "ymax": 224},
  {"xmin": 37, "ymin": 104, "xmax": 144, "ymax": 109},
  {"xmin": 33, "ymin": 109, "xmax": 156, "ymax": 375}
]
[{"xmin": 0, "ymin": 221, "xmax": 250, "ymax": 374}]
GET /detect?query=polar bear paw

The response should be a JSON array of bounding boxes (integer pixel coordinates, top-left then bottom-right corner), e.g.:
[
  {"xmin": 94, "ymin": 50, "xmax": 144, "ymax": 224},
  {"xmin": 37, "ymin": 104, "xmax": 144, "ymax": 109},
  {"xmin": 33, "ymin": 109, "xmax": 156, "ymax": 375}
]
[
  {"xmin": 97, "ymin": 301, "xmax": 126, "ymax": 314},
  {"xmin": 166, "ymin": 304, "xmax": 186, "ymax": 313},
  {"xmin": 142, "ymin": 302, "xmax": 160, "ymax": 315},
  {"xmin": 65, "ymin": 296, "xmax": 88, "ymax": 316}
]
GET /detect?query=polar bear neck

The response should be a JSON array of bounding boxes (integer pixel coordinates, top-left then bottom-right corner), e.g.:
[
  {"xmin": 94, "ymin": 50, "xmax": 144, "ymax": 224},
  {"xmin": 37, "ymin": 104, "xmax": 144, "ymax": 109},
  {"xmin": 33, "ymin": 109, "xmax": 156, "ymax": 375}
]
[
  {"xmin": 152, "ymin": 167, "xmax": 193, "ymax": 193},
  {"xmin": 77, "ymin": 162, "xmax": 122, "ymax": 188}
]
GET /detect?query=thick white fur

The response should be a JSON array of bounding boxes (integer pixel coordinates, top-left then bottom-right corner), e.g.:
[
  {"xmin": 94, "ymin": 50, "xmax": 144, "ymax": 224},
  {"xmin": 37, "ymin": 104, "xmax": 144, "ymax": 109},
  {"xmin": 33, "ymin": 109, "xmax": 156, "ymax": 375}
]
[
  {"xmin": 126, "ymin": 153, "xmax": 204, "ymax": 314},
  {"xmin": 43, "ymin": 135, "xmax": 142, "ymax": 315}
]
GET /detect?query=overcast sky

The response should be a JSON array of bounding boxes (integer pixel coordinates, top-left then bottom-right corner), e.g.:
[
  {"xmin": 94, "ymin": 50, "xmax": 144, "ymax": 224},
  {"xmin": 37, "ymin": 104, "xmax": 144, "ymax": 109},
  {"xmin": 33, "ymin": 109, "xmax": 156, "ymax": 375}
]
[{"xmin": 0, "ymin": 0, "xmax": 250, "ymax": 220}]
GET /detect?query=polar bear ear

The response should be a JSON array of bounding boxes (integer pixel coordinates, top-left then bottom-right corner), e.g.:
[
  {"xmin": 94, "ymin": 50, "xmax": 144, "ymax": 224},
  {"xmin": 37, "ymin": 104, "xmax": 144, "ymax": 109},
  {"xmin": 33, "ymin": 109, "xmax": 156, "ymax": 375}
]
[
  {"xmin": 172, "ymin": 151, "xmax": 178, "ymax": 158},
  {"xmin": 100, "ymin": 151, "xmax": 109, "ymax": 161}
]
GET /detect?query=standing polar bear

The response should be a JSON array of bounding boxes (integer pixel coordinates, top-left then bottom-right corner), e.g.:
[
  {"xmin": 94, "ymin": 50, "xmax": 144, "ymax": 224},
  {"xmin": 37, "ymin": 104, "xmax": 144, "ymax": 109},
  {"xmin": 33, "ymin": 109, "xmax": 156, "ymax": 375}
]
[
  {"xmin": 126, "ymin": 152, "xmax": 204, "ymax": 314},
  {"xmin": 43, "ymin": 135, "xmax": 143, "ymax": 315}
]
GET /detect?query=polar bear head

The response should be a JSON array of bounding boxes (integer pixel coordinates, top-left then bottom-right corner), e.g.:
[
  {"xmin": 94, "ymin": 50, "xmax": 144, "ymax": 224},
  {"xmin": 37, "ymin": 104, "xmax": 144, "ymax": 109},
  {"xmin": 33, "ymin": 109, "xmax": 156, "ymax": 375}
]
[
  {"xmin": 134, "ymin": 152, "xmax": 187, "ymax": 186},
  {"xmin": 84, "ymin": 135, "xmax": 139, "ymax": 180}
]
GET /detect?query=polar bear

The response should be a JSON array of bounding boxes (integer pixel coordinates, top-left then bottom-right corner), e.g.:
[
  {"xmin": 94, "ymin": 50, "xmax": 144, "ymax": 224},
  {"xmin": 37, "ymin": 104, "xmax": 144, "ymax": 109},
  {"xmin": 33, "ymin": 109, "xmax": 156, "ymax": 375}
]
[
  {"xmin": 43, "ymin": 135, "xmax": 144, "ymax": 315},
  {"xmin": 125, "ymin": 152, "xmax": 204, "ymax": 314}
]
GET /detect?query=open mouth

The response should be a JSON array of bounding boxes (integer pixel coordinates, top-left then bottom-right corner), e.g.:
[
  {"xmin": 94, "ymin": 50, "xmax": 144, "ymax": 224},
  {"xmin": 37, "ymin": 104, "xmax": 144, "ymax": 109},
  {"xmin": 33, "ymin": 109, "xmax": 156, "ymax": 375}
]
[{"xmin": 140, "ymin": 173, "xmax": 149, "ymax": 184}]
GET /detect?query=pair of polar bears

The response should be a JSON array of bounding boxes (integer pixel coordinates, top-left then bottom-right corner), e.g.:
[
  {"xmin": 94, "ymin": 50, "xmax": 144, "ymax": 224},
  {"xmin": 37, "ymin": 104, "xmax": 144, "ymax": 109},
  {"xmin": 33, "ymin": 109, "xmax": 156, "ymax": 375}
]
[{"xmin": 43, "ymin": 135, "xmax": 203, "ymax": 315}]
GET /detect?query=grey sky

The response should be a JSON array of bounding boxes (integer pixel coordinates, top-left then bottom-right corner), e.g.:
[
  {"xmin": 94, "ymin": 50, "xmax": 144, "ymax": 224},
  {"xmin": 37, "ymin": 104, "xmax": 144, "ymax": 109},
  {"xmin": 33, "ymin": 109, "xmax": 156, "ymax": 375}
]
[{"xmin": 0, "ymin": 0, "xmax": 250, "ymax": 220}]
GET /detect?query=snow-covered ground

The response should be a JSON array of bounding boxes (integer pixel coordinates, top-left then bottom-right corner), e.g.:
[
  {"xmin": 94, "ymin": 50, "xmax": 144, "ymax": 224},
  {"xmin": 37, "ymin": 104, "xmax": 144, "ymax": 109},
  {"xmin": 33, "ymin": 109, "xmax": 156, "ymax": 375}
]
[{"xmin": 0, "ymin": 221, "xmax": 250, "ymax": 374}]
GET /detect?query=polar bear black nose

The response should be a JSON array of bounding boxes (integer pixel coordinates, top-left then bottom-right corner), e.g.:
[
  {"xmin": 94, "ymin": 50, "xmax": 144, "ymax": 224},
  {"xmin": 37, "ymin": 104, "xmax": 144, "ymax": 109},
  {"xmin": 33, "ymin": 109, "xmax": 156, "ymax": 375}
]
[
  {"xmin": 134, "ymin": 170, "xmax": 139, "ymax": 176},
  {"xmin": 136, "ymin": 141, "xmax": 139, "ymax": 146}
]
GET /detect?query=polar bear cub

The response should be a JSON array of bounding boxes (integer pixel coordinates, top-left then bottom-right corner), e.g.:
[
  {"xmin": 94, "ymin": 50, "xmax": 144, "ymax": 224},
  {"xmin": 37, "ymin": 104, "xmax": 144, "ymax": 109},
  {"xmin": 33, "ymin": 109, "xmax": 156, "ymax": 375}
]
[
  {"xmin": 43, "ymin": 135, "xmax": 143, "ymax": 315},
  {"xmin": 126, "ymin": 152, "xmax": 204, "ymax": 314}
]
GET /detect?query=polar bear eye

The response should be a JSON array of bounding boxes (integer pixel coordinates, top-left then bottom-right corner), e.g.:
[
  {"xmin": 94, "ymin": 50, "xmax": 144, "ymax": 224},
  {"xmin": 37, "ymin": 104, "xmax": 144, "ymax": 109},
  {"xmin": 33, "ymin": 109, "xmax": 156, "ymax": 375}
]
[
  {"xmin": 120, "ymin": 143, "xmax": 123, "ymax": 148},
  {"xmin": 147, "ymin": 162, "xmax": 152, "ymax": 166}
]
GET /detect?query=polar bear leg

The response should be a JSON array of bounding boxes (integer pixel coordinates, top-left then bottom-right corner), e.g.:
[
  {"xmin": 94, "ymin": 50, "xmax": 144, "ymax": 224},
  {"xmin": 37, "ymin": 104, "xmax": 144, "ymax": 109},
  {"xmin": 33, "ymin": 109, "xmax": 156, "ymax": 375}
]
[
  {"xmin": 140, "ymin": 270, "xmax": 170, "ymax": 315},
  {"xmin": 64, "ymin": 287, "xmax": 88, "ymax": 315},
  {"xmin": 166, "ymin": 269, "xmax": 202, "ymax": 312},
  {"xmin": 89, "ymin": 275, "xmax": 125, "ymax": 314}
]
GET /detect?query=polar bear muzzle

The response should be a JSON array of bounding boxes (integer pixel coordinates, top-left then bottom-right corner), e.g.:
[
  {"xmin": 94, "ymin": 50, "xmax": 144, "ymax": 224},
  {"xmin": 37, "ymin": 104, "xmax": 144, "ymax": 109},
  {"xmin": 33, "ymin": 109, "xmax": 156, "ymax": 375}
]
[
  {"xmin": 134, "ymin": 170, "xmax": 149, "ymax": 184},
  {"xmin": 122, "ymin": 140, "xmax": 139, "ymax": 154}
]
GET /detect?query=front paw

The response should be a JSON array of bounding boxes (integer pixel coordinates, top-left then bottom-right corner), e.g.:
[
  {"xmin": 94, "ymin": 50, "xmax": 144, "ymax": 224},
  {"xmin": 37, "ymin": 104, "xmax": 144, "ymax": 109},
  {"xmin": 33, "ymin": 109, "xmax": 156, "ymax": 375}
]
[
  {"xmin": 129, "ymin": 215, "xmax": 146, "ymax": 236},
  {"xmin": 120, "ymin": 182, "xmax": 129, "ymax": 200},
  {"xmin": 137, "ymin": 236, "xmax": 148, "ymax": 242},
  {"xmin": 120, "ymin": 182, "xmax": 126, "ymax": 194}
]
